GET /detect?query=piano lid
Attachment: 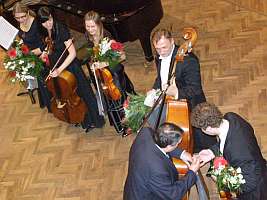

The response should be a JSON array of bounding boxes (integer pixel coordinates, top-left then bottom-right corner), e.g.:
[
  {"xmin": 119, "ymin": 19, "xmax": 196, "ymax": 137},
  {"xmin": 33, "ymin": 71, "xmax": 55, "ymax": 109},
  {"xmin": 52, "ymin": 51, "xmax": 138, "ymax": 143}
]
[{"xmin": 48, "ymin": 0, "xmax": 155, "ymax": 15}]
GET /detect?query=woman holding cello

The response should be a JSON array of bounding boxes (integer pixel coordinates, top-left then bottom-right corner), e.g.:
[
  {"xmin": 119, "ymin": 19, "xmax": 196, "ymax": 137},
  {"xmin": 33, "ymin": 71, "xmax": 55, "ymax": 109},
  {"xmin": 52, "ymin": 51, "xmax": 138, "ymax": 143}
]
[
  {"xmin": 84, "ymin": 11, "xmax": 136, "ymax": 137},
  {"xmin": 37, "ymin": 6, "xmax": 105, "ymax": 131}
]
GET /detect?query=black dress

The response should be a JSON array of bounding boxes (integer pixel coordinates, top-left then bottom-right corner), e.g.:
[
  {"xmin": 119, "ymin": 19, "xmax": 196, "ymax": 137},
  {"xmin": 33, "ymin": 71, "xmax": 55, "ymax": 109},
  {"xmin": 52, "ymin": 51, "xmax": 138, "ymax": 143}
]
[
  {"xmin": 85, "ymin": 30, "xmax": 136, "ymax": 133},
  {"xmin": 42, "ymin": 21, "xmax": 105, "ymax": 129},
  {"xmin": 18, "ymin": 18, "xmax": 51, "ymax": 110}
]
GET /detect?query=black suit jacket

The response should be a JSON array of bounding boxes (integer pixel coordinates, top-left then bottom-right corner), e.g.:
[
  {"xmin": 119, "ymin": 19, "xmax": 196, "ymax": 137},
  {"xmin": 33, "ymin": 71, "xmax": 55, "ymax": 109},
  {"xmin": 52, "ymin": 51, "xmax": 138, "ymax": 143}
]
[
  {"xmin": 152, "ymin": 45, "xmax": 206, "ymax": 109},
  {"xmin": 210, "ymin": 113, "xmax": 267, "ymax": 200},
  {"xmin": 123, "ymin": 127, "xmax": 197, "ymax": 200}
]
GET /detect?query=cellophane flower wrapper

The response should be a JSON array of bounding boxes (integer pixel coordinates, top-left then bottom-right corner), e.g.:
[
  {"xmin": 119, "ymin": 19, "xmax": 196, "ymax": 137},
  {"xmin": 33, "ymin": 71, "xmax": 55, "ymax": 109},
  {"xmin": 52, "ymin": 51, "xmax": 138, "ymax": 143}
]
[
  {"xmin": 123, "ymin": 94, "xmax": 151, "ymax": 133},
  {"xmin": 3, "ymin": 40, "xmax": 43, "ymax": 83}
]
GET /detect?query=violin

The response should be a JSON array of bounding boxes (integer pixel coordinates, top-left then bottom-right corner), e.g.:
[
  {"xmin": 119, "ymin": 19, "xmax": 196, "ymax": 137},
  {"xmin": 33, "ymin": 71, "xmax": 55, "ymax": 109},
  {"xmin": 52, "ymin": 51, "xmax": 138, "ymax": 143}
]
[
  {"xmin": 44, "ymin": 37, "xmax": 88, "ymax": 124},
  {"xmin": 92, "ymin": 62, "xmax": 122, "ymax": 101},
  {"xmin": 44, "ymin": 36, "xmax": 54, "ymax": 55}
]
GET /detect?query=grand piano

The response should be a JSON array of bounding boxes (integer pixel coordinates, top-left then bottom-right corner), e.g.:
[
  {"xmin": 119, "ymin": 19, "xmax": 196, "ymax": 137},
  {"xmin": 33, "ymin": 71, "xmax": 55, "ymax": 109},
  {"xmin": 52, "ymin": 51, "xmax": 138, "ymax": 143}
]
[{"xmin": 3, "ymin": 0, "xmax": 163, "ymax": 62}]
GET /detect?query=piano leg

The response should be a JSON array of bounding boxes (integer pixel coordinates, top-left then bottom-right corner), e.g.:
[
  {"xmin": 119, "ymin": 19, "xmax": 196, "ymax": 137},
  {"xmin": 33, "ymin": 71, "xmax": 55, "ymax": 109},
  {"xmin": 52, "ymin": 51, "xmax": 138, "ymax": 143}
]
[{"xmin": 139, "ymin": 32, "xmax": 154, "ymax": 62}]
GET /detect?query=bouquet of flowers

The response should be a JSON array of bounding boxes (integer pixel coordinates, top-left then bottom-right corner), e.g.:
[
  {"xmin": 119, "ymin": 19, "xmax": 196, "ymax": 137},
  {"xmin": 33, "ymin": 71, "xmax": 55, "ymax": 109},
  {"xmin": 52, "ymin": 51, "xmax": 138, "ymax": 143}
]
[
  {"xmin": 88, "ymin": 37, "xmax": 124, "ymax": 68},
  {"xmin": 3, "ymin": 40, "xmax": 43, "ymax": 83},
  {"xmin": 123, "ymin": 94, "xmax": 151, "ymax": 133},
  {"xmin": 208, "ymin": 156, "xmax": 246, "ymax": 198}
]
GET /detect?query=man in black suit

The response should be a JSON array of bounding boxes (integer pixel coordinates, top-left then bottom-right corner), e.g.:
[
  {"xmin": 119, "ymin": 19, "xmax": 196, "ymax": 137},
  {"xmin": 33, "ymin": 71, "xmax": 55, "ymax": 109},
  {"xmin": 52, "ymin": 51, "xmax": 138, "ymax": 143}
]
[
  {"xmin": 191, "ymin": 102, "xmax": 267, "ymax": 200},
  {"xmin": 147, "ymin": 28, "xmax": 216, "ymax": 152},
  {"xmin": 123, "ymin": 122, "xmax": 201, "ymax": 200}
]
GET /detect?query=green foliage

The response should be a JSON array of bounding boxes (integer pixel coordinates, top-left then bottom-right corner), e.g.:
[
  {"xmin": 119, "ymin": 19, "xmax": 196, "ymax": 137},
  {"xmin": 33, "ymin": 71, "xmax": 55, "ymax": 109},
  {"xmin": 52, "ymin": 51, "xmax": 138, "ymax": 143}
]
[{"xmin": 124, "ymin": 94, "xmax": 151, "ymax": 133}]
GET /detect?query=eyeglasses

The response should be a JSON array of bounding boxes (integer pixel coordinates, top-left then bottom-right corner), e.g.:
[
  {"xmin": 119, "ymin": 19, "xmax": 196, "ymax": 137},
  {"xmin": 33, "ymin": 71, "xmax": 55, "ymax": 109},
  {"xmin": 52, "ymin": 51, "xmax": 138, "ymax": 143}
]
[{"xmin": 14, "ymin": 14, "xmax": 27, "ymax": 20}]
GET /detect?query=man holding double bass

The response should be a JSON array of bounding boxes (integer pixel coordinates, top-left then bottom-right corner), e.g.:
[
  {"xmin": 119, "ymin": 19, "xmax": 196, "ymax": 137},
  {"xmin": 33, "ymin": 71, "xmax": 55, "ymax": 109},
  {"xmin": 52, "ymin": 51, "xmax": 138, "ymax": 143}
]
[{"xmin": 146, "ymin": 28, "xmax": 216, "ymax": 152}]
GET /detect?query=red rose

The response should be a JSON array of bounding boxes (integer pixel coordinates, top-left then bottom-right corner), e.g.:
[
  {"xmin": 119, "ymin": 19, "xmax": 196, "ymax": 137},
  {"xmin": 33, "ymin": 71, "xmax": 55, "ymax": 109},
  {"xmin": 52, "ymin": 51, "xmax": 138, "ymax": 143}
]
[
  {"xmin": 214, "ymin": 156, "xmax": 228, "ymax": 169},
  {"xmin": 111, "ymin": 42, "xmax": 123, "ymax": 51},
  {"xmin": 7, "ymin": 48, "xmax": 17, "ymax": 59},
  {"xmin": 9, "ymin": 71, "xmax": 16, "ymax": 77},
  {"xmin": 123, "ymin": 98, "xmax": 129, "ymax": 109},
  {"xmin": 21, "ymin": 44, "xmax": 30, "ymax": 55}
]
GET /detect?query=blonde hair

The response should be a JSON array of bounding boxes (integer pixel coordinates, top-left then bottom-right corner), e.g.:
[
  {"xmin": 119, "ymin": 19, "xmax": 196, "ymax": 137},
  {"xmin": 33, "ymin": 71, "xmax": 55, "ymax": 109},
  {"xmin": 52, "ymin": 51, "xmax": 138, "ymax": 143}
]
[
  {"xmin": 84, "ymin": 11, "xmax": 103, "ymax": 43},
  {"xmin": 13, "ymin": 2, "xmax": 36, "ymax": 17}
]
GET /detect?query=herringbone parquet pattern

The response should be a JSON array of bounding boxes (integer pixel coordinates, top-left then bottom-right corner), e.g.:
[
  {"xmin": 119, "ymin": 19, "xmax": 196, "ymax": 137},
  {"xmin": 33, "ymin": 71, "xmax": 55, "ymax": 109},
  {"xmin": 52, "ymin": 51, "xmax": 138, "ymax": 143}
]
[{"xmin": 0, "ymin": 0, "xmax": 267, "ymax": 199}]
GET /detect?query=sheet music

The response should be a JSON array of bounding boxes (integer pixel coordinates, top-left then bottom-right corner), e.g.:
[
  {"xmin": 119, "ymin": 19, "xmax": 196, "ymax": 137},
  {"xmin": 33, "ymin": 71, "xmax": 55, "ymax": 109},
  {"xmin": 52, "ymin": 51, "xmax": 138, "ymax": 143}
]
[{"xmin": 0, "ymin": 16, "xmax": 19, "ymax": 50}]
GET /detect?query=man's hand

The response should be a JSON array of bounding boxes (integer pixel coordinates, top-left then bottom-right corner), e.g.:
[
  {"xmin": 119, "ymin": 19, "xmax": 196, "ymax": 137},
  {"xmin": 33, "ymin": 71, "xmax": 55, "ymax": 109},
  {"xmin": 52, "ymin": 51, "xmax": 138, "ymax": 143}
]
[
  {"xmin": 166, "ymin": 81, "xmax": 178, "ymax": 98},
  {"xmin": 144, "ymin": 89, "xmax": 157, "ymax": 107},
  {"xmin": 188, "ymin": 156, "xmax": 201, "ymax": 173},
  {"xmin": 180, "ymin": 151, "xmax": 193, "ymax": 163},
  {"xmin": 199, "ymin": 149, "xmax": 215, "ymax": 166}
]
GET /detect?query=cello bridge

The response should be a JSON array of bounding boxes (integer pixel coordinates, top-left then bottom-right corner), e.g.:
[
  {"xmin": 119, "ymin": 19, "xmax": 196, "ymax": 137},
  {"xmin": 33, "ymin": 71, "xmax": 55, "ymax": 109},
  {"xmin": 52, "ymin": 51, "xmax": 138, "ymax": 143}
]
[{"xmin": 56, "ymin": 100, "xmax": 66, "ymax": 109}]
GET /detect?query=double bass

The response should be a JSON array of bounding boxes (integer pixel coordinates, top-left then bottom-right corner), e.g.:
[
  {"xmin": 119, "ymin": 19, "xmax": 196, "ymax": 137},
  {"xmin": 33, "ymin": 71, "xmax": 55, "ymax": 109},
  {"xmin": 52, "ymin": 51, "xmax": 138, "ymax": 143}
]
[
  {"xmin": 166, "ymin": 28, "xmax": 208, "ymax": 200},
  {"xmin": 44, "ymin": 37, "xmax": 87, "ymax": 124},
  {"xmin": 167, "ymin": 27, "xmax": 198, "ymax": 172}
]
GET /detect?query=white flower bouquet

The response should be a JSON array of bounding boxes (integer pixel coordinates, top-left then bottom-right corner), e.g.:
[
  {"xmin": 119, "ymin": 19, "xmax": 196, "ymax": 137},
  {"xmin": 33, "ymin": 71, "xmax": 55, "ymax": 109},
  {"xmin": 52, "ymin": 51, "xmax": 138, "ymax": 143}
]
[
  {"xmin": 3, "ymin": 40, "xmax": 43, "ymax": 83},
  {"xmin": 208, "ymin": 156, "xmax": 246, "ymax": 198},
  {"xmin": 88, "ymin": 37, "xmax": 124, "ymax": 68}
]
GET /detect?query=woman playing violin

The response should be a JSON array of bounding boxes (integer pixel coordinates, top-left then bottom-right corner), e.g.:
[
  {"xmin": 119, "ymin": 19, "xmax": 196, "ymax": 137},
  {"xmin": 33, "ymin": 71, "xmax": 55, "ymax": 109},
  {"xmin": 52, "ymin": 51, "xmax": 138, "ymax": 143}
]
[
  {"xmin": 13, "ymin": 2, "xmax": 51, "ymax": 110},
  {"xmin": 37, "ymin": 6, "xmax": 105, "ymax": 131},
  {"xmin": 84, "ymin": 11, "xmax": 136, "ymax": 137}
]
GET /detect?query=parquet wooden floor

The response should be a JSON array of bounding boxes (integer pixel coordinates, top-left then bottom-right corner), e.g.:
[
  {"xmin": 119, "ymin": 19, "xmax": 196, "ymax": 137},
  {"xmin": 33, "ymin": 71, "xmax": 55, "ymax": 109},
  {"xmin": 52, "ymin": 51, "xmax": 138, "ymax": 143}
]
[{"xmin": 1, "ymin": 0, "xmax": 267, "ymax": 199}]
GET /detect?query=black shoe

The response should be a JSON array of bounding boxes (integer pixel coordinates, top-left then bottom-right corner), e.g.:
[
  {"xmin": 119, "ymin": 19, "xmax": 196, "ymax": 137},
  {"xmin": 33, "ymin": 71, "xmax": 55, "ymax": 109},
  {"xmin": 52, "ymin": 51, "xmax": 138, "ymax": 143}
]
[
  {"xmin": 122, "ymin": 128, "xmax": 132, "ymax": 137},
  {"xmin": 85, "ymin": 125, "xmax": 95, "ymax": 133}
]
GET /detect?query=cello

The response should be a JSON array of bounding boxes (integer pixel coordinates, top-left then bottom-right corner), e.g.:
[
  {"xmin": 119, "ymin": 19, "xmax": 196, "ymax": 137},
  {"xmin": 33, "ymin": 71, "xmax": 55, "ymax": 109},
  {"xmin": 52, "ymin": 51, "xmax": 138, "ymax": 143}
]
[{"xmin": 44, "ymin": 37, "xmax": 87, "ymax": 124}]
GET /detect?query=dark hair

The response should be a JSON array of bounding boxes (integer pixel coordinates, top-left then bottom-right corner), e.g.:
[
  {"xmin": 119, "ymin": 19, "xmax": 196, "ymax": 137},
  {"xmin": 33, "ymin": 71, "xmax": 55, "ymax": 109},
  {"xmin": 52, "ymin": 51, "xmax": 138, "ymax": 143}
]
[
  {"xmin": 37, "ymin": 6, "xmax": 52, "ymax": 24},
  {"xmin": 191, "ymin": 102, "xmax": 223, "ymax": 130},
  {"xmin": 151, "ymin": 28, "xmax": 172, "ymax": 44},
  {"xmin": 153, "ymin": 122, "xmax": 184, "ymax": 148}
]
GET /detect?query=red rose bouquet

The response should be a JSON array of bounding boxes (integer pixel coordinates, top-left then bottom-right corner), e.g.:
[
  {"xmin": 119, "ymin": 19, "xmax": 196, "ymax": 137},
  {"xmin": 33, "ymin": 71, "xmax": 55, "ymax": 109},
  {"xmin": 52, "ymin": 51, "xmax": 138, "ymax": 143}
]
[
  {"xmin": 123, "ymin": 94, "xmax": 151, "ymax": 133},
  {"xmin": 3, "ymin": 40, "xmax": 43, "ymax": 83},
  {"xmin": 88, "ymin": 37, "xmax": 124, "ymax": 68}
]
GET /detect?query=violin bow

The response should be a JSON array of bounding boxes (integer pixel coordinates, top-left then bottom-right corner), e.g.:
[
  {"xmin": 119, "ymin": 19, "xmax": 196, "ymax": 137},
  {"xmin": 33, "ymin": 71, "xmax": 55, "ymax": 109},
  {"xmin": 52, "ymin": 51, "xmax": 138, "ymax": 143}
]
[{"xmin": 91, "ymin": 62, "xmax": 105, "ymax": 116}]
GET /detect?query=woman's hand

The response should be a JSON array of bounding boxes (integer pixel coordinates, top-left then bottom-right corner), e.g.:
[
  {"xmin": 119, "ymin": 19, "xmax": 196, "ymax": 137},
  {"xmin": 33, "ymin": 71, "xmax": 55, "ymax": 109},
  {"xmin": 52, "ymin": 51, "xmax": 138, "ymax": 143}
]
[
  {"xmin": 90, "ymin": 62, "xmax": 108, "ymax": 70},
  {"xmin": 49, "ymin": 68, "xmax": 62, "ymax": 78}
]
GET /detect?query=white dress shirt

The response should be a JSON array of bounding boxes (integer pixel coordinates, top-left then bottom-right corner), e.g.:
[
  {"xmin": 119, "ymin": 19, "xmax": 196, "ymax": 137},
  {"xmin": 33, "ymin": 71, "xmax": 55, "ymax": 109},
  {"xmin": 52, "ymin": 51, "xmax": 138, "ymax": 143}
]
[
  {"xmin": 155, "ymin": 144, "xmax": 186, "ymax": 160},
  {"xmin": 159, "ymin": 45, "xmax": 175, "ymax": 90},
  {"xmin": 218, "ymin": 119, "xmax": 230, "ymax": 154},
  {"xmin": 155, "ymin": 144, "xmax": 169, "ymax": 158}
]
